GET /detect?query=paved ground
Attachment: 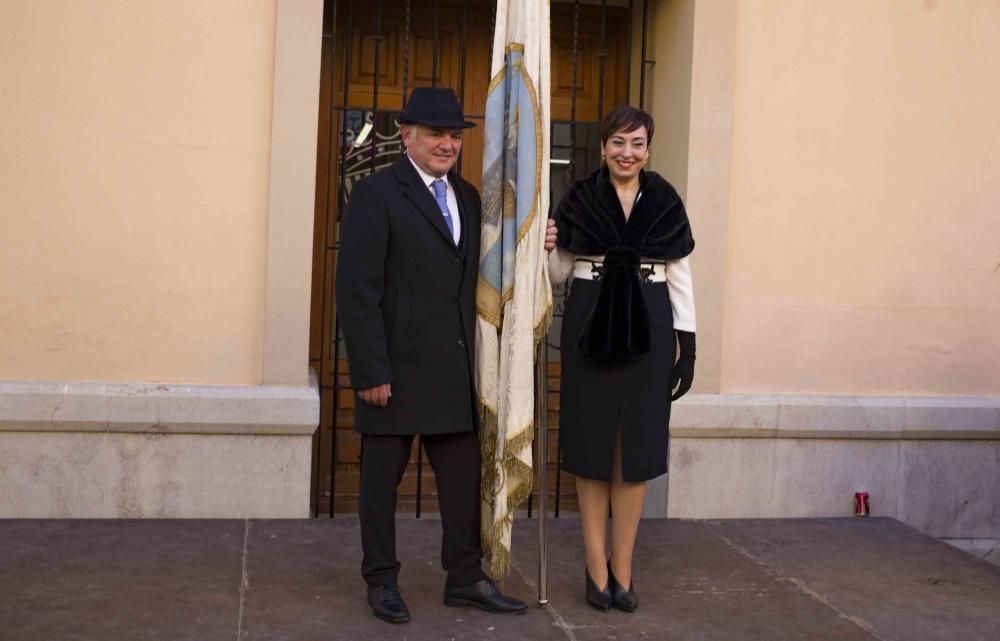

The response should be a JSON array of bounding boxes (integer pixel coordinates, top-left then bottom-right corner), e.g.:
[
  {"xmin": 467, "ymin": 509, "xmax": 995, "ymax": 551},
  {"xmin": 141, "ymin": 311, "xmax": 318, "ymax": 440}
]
[{"xmin": 2, "ymin": 517, "xmax": 999, "ymax": 641}]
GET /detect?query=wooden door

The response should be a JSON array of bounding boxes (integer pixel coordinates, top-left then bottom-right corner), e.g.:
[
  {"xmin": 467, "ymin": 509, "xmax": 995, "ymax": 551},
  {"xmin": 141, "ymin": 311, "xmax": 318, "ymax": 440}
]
[{"xmin": 310, "ymin": 0, "xmax": 628, "ymax": 516}]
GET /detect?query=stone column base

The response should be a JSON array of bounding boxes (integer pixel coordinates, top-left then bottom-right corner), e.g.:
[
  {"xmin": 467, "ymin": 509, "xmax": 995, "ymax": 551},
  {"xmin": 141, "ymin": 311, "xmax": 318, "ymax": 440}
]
[
  {"xmin": 0, "ymin": 374, "xmax": 320, "ymax": 518},
  {"xmin": 651, "ymin": 394, "xmax": 1000, "ymax": 545}
]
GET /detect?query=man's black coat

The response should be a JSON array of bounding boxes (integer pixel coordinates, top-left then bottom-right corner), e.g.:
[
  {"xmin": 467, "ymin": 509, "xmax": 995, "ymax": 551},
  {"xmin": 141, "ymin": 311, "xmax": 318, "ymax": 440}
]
[{"xmin": 335, "ymin": 155, "xmax": 481, "ymax": 436}]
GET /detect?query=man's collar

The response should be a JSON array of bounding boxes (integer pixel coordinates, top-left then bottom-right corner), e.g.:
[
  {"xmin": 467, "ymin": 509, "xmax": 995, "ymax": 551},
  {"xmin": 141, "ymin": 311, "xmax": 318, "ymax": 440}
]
[{"xmin": 405, "ymin": 153, "xmax": 447, "ymax": 188}]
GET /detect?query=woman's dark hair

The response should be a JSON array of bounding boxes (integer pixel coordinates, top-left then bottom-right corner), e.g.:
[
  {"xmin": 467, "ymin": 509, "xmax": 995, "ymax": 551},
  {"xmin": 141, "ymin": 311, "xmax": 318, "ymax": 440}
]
[{"xmin": 600, "ymin": 105, "xmax": 655, "ymax": 147}]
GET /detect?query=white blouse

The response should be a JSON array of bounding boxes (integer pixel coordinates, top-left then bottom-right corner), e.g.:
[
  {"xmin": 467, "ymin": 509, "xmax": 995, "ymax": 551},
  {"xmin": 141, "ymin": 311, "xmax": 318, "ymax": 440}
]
[{"xmin": 548, "ymin": 247, "xmax": 697, "ymax": 333}]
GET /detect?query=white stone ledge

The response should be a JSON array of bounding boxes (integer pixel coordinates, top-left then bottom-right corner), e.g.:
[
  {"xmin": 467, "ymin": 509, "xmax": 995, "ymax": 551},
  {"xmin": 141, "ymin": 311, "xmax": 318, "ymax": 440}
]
[
  {"xmin": 3, "ymin": 385, "xmax": 996, "ymax": 440},
  {"xmin": 670, "ymin": 394, "xmax": 1000, "ymax": 440},
  {"xmin": 0, "ymin": 372, "xmax": 320, "ymax": 436}
]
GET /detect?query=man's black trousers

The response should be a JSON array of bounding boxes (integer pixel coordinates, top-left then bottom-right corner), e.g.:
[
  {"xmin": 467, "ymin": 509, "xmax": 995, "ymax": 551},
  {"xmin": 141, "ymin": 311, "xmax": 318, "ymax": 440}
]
[{"xmin": 359, "ymin": 430, "xmax": 487, "ymax": 588}]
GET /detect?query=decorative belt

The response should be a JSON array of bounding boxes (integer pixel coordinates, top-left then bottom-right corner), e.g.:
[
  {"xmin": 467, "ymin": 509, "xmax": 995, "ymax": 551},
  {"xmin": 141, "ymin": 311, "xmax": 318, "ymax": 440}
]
[{"xmin": 572, "ymin": 258, "xmax": 667, "ymax": 283}]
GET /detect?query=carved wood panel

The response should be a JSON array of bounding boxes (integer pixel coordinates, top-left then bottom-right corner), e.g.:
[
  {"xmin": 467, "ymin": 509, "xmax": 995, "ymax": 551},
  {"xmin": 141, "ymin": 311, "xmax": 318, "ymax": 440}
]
[{"xmin": 551, "ymin": 3, "xmax": 628, "ymax": 122}]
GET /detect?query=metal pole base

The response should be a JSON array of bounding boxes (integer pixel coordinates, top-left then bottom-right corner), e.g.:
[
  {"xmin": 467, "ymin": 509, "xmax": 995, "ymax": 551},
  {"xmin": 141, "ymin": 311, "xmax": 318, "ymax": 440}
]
[{"xmin": 535, "ymin": 339, "xmax": 549, "ymax": 605}]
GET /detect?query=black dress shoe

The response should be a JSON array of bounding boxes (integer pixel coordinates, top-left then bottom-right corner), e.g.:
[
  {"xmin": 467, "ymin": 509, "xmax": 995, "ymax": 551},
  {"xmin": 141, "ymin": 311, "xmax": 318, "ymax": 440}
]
[
  {"xmin": 585, "ymin": 568, "xmax": 612, "ymax": 611},
  {"xmin": 608, "ymin": 563, "xmax": 638, "ymax": 612},
  {"xmin": 444, "ymin": 579, "xmax": 528, "ymax": 614},
  {"xmin": 367, "ymin": 583, "xmax": 410, "ymax": 624}
]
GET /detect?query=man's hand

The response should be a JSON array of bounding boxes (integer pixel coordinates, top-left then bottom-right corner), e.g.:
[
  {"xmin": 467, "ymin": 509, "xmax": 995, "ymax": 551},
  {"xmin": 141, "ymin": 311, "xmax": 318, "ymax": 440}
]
[
  {"xmin": 544, "ymin": 218, "xmax": 558, "ymax": 252},
  {"xmin": 358, "ymin": 383, "xmax": 392, "ymax": 407}
]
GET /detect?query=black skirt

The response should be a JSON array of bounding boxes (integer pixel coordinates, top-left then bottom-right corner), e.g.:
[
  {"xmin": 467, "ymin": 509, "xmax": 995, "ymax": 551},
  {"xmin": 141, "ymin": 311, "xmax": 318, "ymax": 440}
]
[{"xmin": 559, "ymin": 278, "xmax": 675, "ymax": 482}]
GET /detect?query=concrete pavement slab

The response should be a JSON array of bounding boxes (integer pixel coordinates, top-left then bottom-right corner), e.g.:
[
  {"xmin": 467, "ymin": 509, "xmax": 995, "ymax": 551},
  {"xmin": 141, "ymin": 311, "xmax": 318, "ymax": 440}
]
[
  {"xmin": 0, "ymin": 520, "xmax": 244, "ymax": 641},
  {"xmin": 707, "ymin": 518, "xmax": 1000, "ymax": 641},
  {"xmin": 511, "ymin": 518, "xmax": 879, "ymax": 641},
  {"xmin": 2, "ymin": 517, "xmax": 998, "ymax": 641},
  {"xmin": 239, "ymin": 518, "xmax": 556, "ymax": 641}
]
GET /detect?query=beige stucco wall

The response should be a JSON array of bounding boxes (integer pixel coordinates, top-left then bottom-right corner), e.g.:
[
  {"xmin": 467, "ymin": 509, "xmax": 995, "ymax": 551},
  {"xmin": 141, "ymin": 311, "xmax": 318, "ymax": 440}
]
[
  {"xmin": 645, "ymin": 0, "xmax": 735, "ymax": 393},
  {"xmin": 0, "ymin": 1, "xmax": 279, "ymax": 384},
  {"xmin": 722, "ymin": 1, "xmax": 1000, "ymax": 395},
  {"xmin": 262, "ymin": 0, "xmax": 324, "ymax": 385},
  {"xmin": 645, "ymin": 0, "xmax": 694, "ymax": 203}
]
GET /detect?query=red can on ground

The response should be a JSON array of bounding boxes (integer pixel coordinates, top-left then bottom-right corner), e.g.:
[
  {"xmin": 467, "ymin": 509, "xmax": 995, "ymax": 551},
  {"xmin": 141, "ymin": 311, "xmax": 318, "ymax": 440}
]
[{"xmin": 854, "ymin": 491, "xmax": 870, "ymax": 516}]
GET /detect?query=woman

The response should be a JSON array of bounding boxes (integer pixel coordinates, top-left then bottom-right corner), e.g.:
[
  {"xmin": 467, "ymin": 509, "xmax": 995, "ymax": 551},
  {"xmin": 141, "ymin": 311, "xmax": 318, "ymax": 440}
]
[{"xmin": 546, "ymin": 105, "xmax": 696, "ymax": 612}]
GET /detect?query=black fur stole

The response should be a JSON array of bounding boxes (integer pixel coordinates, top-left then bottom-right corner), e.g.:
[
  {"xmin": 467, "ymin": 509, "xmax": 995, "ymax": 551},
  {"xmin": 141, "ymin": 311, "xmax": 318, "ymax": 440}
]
[{"xmin": 553, "ymin": 167, "xmax": 694, "ymax": 366}]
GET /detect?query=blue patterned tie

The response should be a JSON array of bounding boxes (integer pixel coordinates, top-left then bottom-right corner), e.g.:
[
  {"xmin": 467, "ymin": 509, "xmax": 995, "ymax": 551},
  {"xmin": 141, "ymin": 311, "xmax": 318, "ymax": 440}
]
[{"xmin": 431, "ymin": 179, "xmax": 455, "ymax": 241}]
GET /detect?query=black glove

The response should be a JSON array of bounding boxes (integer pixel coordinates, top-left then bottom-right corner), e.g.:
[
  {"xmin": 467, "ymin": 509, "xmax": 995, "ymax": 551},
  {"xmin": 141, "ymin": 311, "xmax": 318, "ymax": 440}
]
[{"xmin": 670, "ymin": 330, "xmax": 696, "ymax": 401}]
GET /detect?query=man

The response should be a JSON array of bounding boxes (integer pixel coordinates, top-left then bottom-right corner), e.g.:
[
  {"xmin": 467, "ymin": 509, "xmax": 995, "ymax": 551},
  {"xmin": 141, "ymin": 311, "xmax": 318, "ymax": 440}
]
[{"xmin": 335, "ymin": 87, "xmax": 527, "ymax": 624}]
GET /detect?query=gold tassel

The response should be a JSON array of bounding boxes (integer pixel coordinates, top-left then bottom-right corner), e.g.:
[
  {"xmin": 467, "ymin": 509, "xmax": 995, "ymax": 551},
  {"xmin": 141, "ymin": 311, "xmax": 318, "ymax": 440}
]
[{"xmin": 479, "ymin": 298, "xmax": 553, "ymax": 581}]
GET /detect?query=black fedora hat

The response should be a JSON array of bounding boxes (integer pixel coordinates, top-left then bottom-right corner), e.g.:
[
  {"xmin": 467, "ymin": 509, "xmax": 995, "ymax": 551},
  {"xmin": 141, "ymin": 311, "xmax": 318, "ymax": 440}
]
[{"xmin": 399, "ymin": 87, "xmax": 476, "ymax": 129}]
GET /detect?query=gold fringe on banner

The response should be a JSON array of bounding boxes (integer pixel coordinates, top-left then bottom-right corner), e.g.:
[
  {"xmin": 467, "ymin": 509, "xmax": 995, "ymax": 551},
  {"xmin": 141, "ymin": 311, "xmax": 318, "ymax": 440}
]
[{"xmin": 479, "ymin": 306, "xmax": 552, "ymax": 582}]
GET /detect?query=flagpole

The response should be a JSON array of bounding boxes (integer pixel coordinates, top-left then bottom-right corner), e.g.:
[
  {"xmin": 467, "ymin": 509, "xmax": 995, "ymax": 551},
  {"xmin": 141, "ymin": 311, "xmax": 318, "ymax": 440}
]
[{"xmin": 535, "ymin": 337, "xmax": 549, "ymax": 607}]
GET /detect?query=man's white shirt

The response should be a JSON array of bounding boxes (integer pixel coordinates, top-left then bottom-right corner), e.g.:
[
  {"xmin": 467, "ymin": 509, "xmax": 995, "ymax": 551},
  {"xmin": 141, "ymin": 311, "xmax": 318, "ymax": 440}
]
[{"xmin": 407, "ymin": 153, "xmax": 462, "ymax": 245}]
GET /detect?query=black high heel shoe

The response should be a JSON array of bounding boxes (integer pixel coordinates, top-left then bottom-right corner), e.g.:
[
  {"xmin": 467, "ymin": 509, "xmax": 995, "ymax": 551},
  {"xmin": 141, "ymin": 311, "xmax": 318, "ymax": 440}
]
[
  {"xmin": 585, "ymin": 567, "xmax": 612, "ymax": 611},
  {"xmin": 608, "ymin": 562, "xmax": 638, "ymax": 612}
]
